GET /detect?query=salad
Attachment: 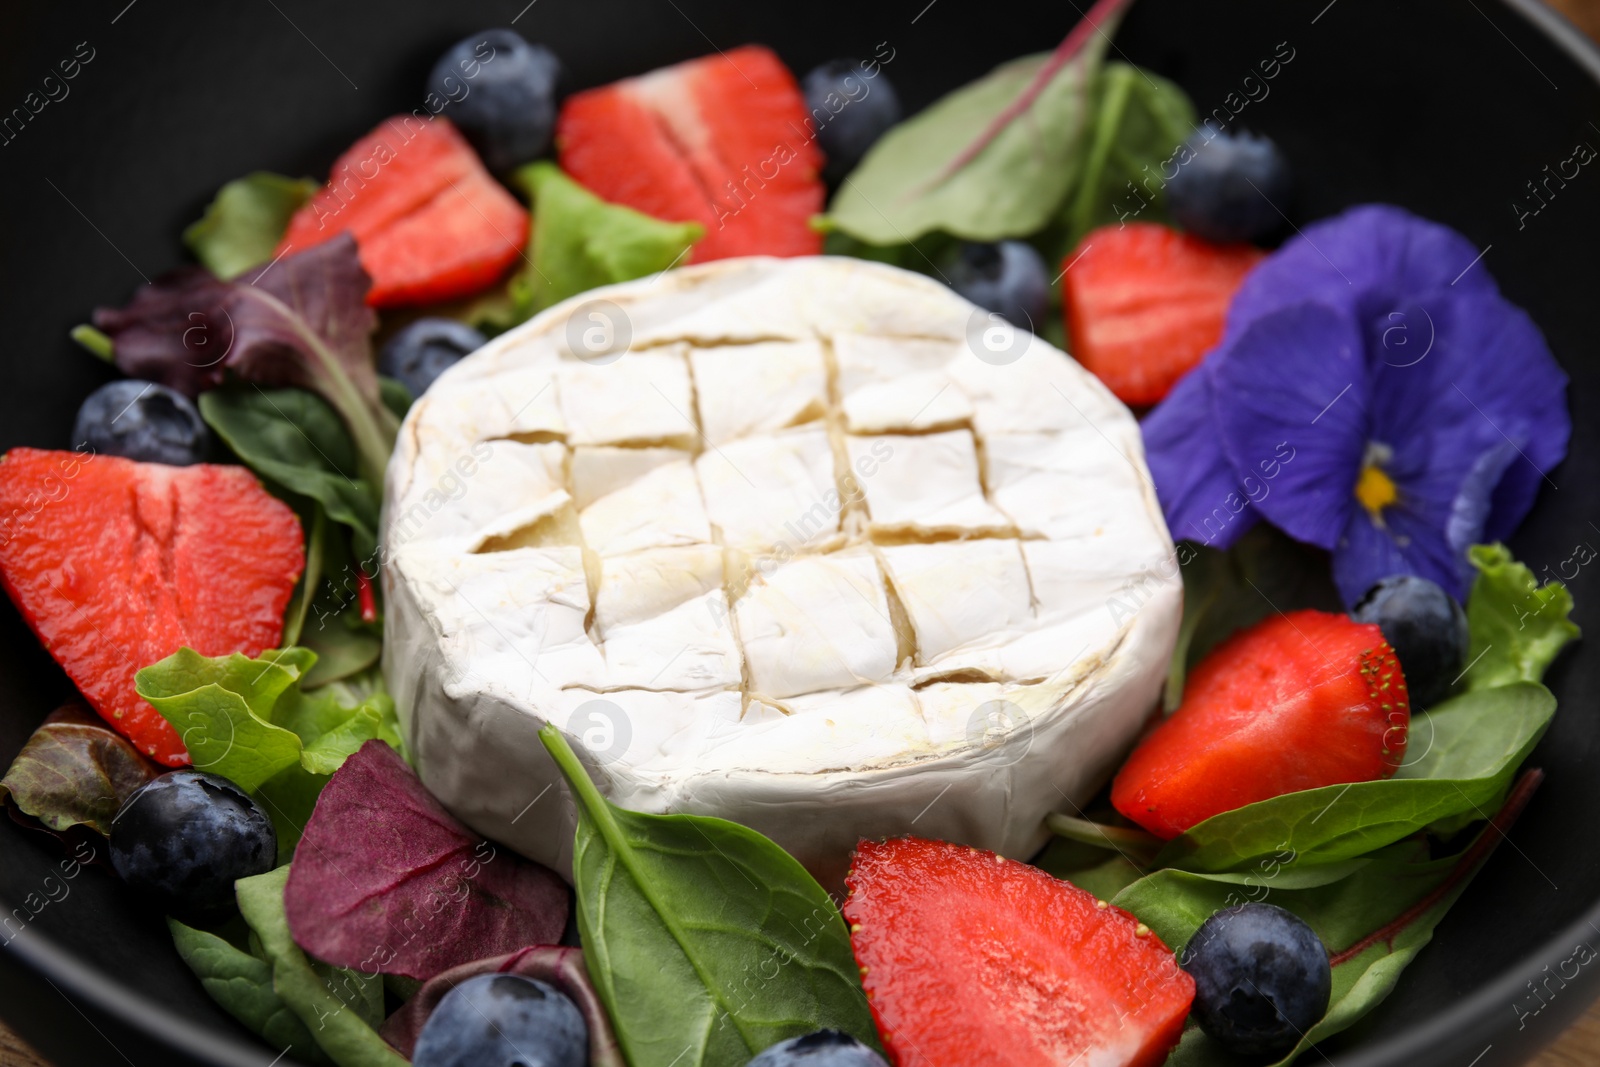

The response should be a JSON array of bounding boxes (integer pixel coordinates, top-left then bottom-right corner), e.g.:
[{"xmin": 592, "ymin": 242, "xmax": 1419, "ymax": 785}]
[{"xmin": 0, "ymin": 2, "xmax": 1580, "ymax": 1067}]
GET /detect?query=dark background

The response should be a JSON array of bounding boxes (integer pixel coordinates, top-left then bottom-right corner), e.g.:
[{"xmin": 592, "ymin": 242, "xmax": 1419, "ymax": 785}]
[{"xmin": 2, "ymin": 1, "xmax": 1599, "ymax": 1065}]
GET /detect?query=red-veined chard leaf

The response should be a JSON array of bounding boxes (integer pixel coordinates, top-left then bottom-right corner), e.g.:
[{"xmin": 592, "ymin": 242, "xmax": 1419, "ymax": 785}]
[
  {"xmin": 283, "ymin": 740, "xmax": 568, "ymax": 981},
  {"xmin": 92, "ymin": 234, "xmax": 398, "ymax": 485},
  {"xmin": 380, "ymin": 946, "xmax": 624, "ymax": 1067}
]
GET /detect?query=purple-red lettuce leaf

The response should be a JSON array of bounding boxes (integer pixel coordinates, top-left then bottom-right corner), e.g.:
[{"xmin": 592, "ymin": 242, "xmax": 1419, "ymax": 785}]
[
  {"xmin": 92, "ymin": 234, "xmax": 398, "ymax": 485},
  {"xmin": 380, "ymin": 946, "xmax": 623, "ymax": 1067},
  {"xmin": 0, "ymin": 704, "xmax": 161, "ymax": 835},
  {"xmin": 283, "ymin": 740, "xmax": 568, "ymax": 981}
]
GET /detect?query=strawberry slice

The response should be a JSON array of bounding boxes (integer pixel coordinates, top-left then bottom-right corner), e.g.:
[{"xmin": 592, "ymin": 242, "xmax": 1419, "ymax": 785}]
[
  {"xmin": 1064, "ymin": 223, "xmax": 1265, "ymax": 406},
  {"xmin": 557, "ymin": 46, "xmax": 823, "ymax": 262},
  {"xmin": 844, "ymin": 836, "xmax": 1194, "ymax": 1067},
  {"xmin": 1113, "ymin": 610, "xmax": 1410, "ymax": 839},
  {"xmin": 0, "ymin": 449, "xmax": 304, "ymax": 765},
  {"xmin": 277, "ymin": 117, "xmax": 528, "ymax": 307}
]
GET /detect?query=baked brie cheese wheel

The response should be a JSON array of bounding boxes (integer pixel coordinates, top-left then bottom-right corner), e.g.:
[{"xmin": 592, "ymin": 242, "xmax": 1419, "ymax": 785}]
[{"xmin": 382, "ymin": 256, "xmax": 1181, "ymax": 883}]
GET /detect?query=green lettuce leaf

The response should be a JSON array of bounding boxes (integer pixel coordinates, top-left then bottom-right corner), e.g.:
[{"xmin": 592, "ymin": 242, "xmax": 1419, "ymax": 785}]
[
  {"xmin": 137, "ymin": 648, "xmax": 312, "ymax": 792},
  {"xmin": 183, "ymin": 172, "xmax": 318, "ymax": 280},
  {"xmin": 137, "ymin": 646, "xmax": 401, "ymax": 860},
  {"xmin": 825, "ymin": 24, "xmax": 1115, "ymax": 245},
  {"xmin": 235, "ymin": 867, "xmax": 404, "ymax": 1067},
  {"xmin": 510, "ymin": 162, "xmax": 702, "ymax": 317},
  {"xmin": 0, "ymin": 705, "xmax": 160, "ymax": 834},
  {"xmin": 1059, "ymin": 62, "xmax": 1196, "ymax": 251},
  {"xmin": 1155, "ymin": 682, "xmax": 1554, "ymax": 872},
  {"xmin": 1463, "ymin": 543, "xmax": 1579, "ymax": 690},
  {"xmin": 167, "ymin": 918, "xmax": 332, "ymax": 1066}
]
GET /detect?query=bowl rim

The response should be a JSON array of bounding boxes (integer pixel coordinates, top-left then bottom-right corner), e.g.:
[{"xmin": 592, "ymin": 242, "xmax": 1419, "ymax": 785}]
[{"xmin": 4, "ymin": 1, "xmax": 1600, "ymax": 1064}]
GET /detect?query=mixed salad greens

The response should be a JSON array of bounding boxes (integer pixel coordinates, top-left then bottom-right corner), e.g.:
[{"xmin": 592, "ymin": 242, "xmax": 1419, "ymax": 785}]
[{"xmin": 0, "ymin": 1, "xmax": 1582, "ymax": 1066}]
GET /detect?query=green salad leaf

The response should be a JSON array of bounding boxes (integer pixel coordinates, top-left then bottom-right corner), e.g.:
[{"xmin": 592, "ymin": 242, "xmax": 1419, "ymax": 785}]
[
  {"xmin": 168, "ymin": 918, "xmax": 332, "ymax": 1066},
  {"xmin": 183, "ymin": 172, "xmax": 318, "ymax": 280},
  {"xmin": 0, "ymin": 705, "xmax": 160, "ymax": 835},
  {"xmin": 826, "ymin": 26, "xmax": 1115, "ymax": 244},
  {"xmin": 236, "ymin": 866, "xmax": 404, "ymax": 1067},
  {"xmin": 137, "ymin": 646, "xmax": 401, "ymax": 860},
  {"xmin": 199, "ymin": 386, "xmax": 380, "ymax": 559},
  {"xmin": 511, "ymin": 162, "xmax": 703, "ymax": 317},
  {"xmin": 1155, "ymin": 682, "xmax": 1554, "ymax": 871},
  {"xmin": 301, "ymin": 621, "xmax": 383, "ymax": 690},
  {"xmin": 540, "ymin": 725, "xmax": 879, "ymax": 1067},
  {"xmin": 1121, "ymin": 772, "xmax": 1542, "ymax": 1067},
  {"xmin": 1059, "ymin": 62, "xmax": 1196, "ymax": 251},
  {"xmin": 137, "ymin": 648, "xmax": 313, "ymax": 792},
  {"xmin": 1463, "ymin": 543, "xmax": 1580, "ymax": 690}
]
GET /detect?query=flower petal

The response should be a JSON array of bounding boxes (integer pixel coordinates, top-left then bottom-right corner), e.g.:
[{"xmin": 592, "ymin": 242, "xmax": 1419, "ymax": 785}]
[
  {"xmin": 1226, "ymin": 205, "xmax": 1497, "ymax": 346},
  {"xmin": 1363, "ymin": 286, "xmax": 1567, "ymax": 538},
  {"xmin": 1140, "ymin": 366, "xmax": 1260, "ymax": 548},
  {"xmin": 1210, "ymin": 302, "xmax": 1368, "ymax": 549},
  {"xmin": 1331, "ymin": 439, "xmax": 1518, "ymax": 606}
]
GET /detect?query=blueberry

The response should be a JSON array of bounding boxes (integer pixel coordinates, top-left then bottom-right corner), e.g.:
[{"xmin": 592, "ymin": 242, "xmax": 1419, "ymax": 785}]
[
  {"xmin": 1181, "ymin": 903, "xmax": 1331, "ymax": 1059},
  {"xmin": 72, "ymin": 380, "xmax": 209, "ymax": 466},
  {"xmin": 379, "ymin": 319, "xmax": 487, "ymax": 398},
  {"xmin": 802, "ymin": 59, "xmax": 903, "ymax": 185},
  {"xmin": 427, "ymin": 29, "xmax": 561, "ymax": 174},
  {"xmin": 1353, "ymin": 574, "xmax": 1469, "ymax": 707},
  {"xmin": 946, "ymin": 241, "xmax": 1050, "ymax": 331},
  {"xmin": 745, "ymin": 1029, "xmax": 887, "ymax": 1067},
  {"xmin": 1166, "ymin": 128, "xmax": 1292, "ymax": 245},
  {"xmin": 413, "ymin": 974, "xmax": 586, "ymax": 1067},
  {"xmin": 108, "ymin": 771, "xmax": 276, "ymax": 915}
]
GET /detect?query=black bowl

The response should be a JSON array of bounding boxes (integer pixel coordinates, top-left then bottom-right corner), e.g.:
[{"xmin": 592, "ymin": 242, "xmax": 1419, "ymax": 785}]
[{"xmin": 3, "ymin": 2, "xmax": 1600, "ymax": 1065}]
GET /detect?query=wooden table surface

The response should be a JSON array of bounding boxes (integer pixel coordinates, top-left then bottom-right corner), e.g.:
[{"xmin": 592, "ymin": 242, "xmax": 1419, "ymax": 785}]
[{"xmin": 5, "ymin": 0, "xmax": 1600, "ymax": 1064}]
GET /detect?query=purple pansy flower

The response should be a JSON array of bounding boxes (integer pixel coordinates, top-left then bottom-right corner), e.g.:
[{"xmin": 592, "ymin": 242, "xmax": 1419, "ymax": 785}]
[{"xmin": 1143, "ymin": 204, "xmax": 1569, "ymax": 605}]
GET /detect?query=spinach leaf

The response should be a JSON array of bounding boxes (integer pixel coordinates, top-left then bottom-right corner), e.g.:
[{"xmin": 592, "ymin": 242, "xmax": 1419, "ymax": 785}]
[
  {"xmin": 826, "ymin": 27, "xmax": 1114, "ymax": 245},
  {"xmin": 540, "ymin": 725, "xmax": 879, "ymax": 1067},
  {"xmin": 511, "ymin": 162, "xmax": 703, "ymax": 317},
  {"xmin": 1060, "ymin": 62, "xmax": 1196, "ymax": 252},
  {"xmin": 236, "ymin": 866, "xmax": 405, "ymax": 1067},
  {"xmin": 199, "ymin": 386, "xmax": 380, "ymax": 558},
  {"xmin": 1463, "ymin": 543, "xmax": 1579, "ymax": 690},
  {"xmin": 0, "ymin": 705, "xmax": 160, "ymax": 835},
  {"xmin": 282, "ymin": 506, "xmax": 326, "ymax": 649},
  {"xmin": 167, "ymin": 918, "xmax": 332, "ymax": 1066},
  {"xmin": 301, "ymin": 621, "xmax": 383, "ymax": 689},
  {"xmin": 94, "ymin": 235, "xmax": 397, "ymax": 486},
  {"xmin": 1157, "ymin": 683, "xmax": 1554, "ymax": 872},
  {"xmin": 1121, "ymin": 774, "xmax": 1542, "ymax": 1067},
  {"xmin": 183, "ymin": 172, "xmax": 319, "ymax": 280},
  {"xmin": 1032, "ymin": 844, "xmax": 1147, "ymax": 901}
]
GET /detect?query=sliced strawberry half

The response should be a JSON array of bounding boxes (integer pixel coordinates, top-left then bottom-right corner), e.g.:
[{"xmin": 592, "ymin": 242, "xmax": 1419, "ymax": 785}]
[
  {"xmin": 277, "ymin": 117, "xmax": 528, "ymax": 307},
  {"xmin": 844, "ymin": 836, "xmax": 1194, "ymax": 1067},
  {"xmin": 1064, "ymin": 223, "xmax": 1265, "ymax": 406},
  {"xmin": 557, "ymin": 45, "xmax": 823, "ymax": 262},
  {"xmin": 1113, "ymin": 610, "xmax": 1410, "ymax": 839},
  {"xmin": 0, "ymin": 449, "xmax": 304, "ymax": 765}
]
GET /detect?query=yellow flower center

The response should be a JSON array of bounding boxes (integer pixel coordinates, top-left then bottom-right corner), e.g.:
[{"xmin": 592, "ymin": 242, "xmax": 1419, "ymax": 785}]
[{"xmin": 1355, "ymin": 464, "xmax": 1399, "ymax": 519}]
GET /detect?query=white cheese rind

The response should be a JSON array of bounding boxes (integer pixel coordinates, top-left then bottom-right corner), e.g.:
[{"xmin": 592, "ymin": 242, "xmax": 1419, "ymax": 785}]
[{"xmin": 383, "ymin": 256, "xmax": 1180, "ymax": 886}]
